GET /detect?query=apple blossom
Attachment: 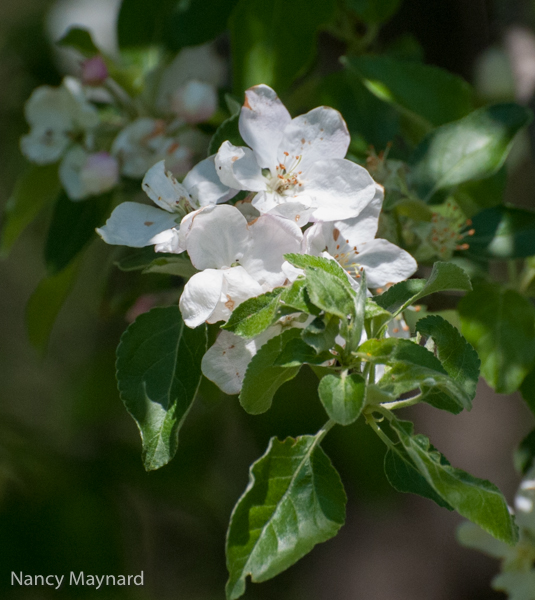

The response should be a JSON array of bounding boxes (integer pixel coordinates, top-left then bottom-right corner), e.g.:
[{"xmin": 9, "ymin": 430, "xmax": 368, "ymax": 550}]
[
  {"xmin": 302, "ymin": 185, "xmax": 417, "ymax": 289},
  {"xmin": 60, "ymin": 147, "xmax": 119, "ymax": 200},
  {"xmin": 214, "ymin": 84, "xmax": 376, "ymax": 224},
  {"xmin": 96, "ymin": 157, "xmax": 234, "ymax": 252},
  {"xmin": 178, "ymin": 204, "xmax": 302, "ymax": 327},
  {"xmin": 20, "ymin": 77, "xmax": 98, "ymax": 165},
  {"xmin": 111, "ymin": 118, "xmax": 193, "ymax": 178},
  {"xmin": 156, "ymin": 44, "xmax": 225, "ymax": 123}
]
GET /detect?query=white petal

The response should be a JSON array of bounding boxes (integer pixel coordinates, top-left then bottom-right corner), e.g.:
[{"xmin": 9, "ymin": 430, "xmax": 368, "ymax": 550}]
[
  {"xmin": 183, "ymin": 155, "xmax": 238, "ymax": 207},
  {"xmin": 335, "ymin": 183, "xmax": 384, "ymax": 245},
  {"xmin": 218, "ymin": 266, "xmax": 264, "ymax": 319},
  {"xmin": 201, "ymin": 327, "xmax": 280, "ymax": 395},
  {"xmin": 266, "ymin": 200, "xmax": 315, "ymax": 226},
  {"xmin": 179, "ymin": 269, "xmax": 225, "ymax": 328},
  {"xmin": 355, "ymin": 239, "xmax": 417, "ymax": 288},
  {"xmin": 214, "ymin": 141, "xmax": 265, "ymax": 191},
  {"xmin": 96, "ymin": 202, "xmax": 178, "ymax": 247},
  {"xmin": 302, "ymin": 222, "xmax": 329, "ymax": 256},
  {"xmin": 304, "ymin": 159, "xmax": 376, "ymax": 222},
  {"xmin": 142, "ymin": 160, "xmax": 192, "ymax": 212},
  {"xmin": 241, "ymin": 215, "xmax": 303, "ymax": 288},
  {"xmin": 170, "ymin": 80, "xmax": 218, "ymax": 123},
  {"xmin": 278, "ymin": 106, "xmax": 350, "ymax": 172},
  {"xmin": 239, "ymin": 84, "xmax": 291, "ymax": 168},
  {"xmin": 186, "ymin": 204, "xmax": 250, "ymax": 270},
  {"xmin": 59, "ymin": 146, "xmax": 88, "ymax": 200},
  {"xmin": 60, "ymin": 147, "xmax": 118, "ymax": 201},
  {"xmin": 156, "ymin": 44, "xmax": 225, "ymax": 114},
  {"xmin": 20, "ymin": 128, "xmax": 70, "ymax": 164}
]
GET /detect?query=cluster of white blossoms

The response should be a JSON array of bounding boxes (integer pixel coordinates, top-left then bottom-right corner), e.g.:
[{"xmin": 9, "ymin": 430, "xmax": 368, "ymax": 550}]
[
  {"xmin": 98, "ymin": 84, "xmax": 417, "ymax": 394},
  {"xmin": 20, "ymin": 43, "xmax": 224, "ymax": 201}
]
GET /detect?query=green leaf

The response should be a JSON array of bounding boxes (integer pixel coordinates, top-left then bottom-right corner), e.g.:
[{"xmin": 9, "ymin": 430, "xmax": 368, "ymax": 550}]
[
  {"xmin": 25, "ymin": 258, "xmax": 81, "ymax": 355},
  {"xmin": 458, "ymin": 282, "xmax": 535, "ymax": 394},
  {"xmin": 226, "ymin": 435, "xmax": 346, "ymax": 600},
  {"xmin": 416, "ymin": 315, "xmax": 480, "ymax": 413},
  {"xmin": 274, "ymin": 337, "xmax": 333, "ymax": 367},
  {"xmin": 45, "ymin": 192, "xmax": 113, "ymax": 274},
  {"xmin": 318, "ymin": 372, "xmax": 365, "ymax": 425},
  {"xmin": 410, "ymin": 103, "xmax": 531, "ymax": 201},
  {"xmin": 344, "ymin": 55, "xmax": 473, "ymax": 128},
  {"xmin": 343, "ymin": 0, "xmax": 401, "ymax": 24},
  {"xmin": 302, "ymin": 315, "xmax": 339, "ymax": 353},
  {"xmin": 454, "ymin": 168, "xmax": 506, "ymax": 218},
  {"xmin": 514, "ymin": 428, "xmax": 535, "ymax": 475},
  {"xmin": 57, "ymin": 27, "xmax": 100, "ymax": 56},
  {"xmin": 384, "ymin": 443, "xmax": 453, "ymax": 509},
  {"xmin": 229, "ymin": 0, "xmax": 336, "ymax": 93},
  {"xmin": 114, "ymin": 246, "xmax": 167, "ymax": 271},
  {"xmin": 359, "ymin": 338, "xmax": 471, "ymax": 410},
  {"xmin": 240, "ymin": 329, "xmax": 302, "ymax": 414},
  {"xmin": 305, "ymin": 269, "xmax": 355, "ymax": 319},
  {"xmin": 466, "ymin": 205, "xmax": 535, "ymax": 259},
  {"xmin": 284, "ymin": 253, "xmax": 351, "ymax": 283},
  {"xmin": 520, "ymin": 367, "xmax": 535, "ymax": 416},
  {"xmin": 141, "ymin": 255, "xmax": 198, "ymax": 278},
  {"xmin": 116, "ymin": 306, "xmax": 207, "ymax": 470},
  {"xmin": 364, "ymin": 299, "xmax": 392, "ymax": 334},
  {"xmin": 375, "ymin": 261, "xmax": 472, "ymax": 315},
  {"xmin": 117, "ymin": 0, "xmax": 174, "ymax": 48},
  {"xmin": 164, "ymin": 0, "xmax": 240, "ymax": 51},
  {"xmin": 223, "ymin": 289, "xmax": 284, "ymax": 338},
  {"xmin": 390, "ymin": 419, "xmax": 518, "ymax": 545},
  {"xmin": 279, "ymin": 278, "xmax": 319, "ymax": 315},
  {"xmin": 0, "ymin": 164, "xmax": 60, "ymax": 257},
  {"xmin": 208, "ymin": 111, "xmax": 245, "ymax": 157}
]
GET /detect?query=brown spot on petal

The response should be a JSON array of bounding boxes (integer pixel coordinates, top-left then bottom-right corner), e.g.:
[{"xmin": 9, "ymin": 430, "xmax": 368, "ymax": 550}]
[
  {"xmin": 231, "ymin": 156, "xmax": 239, "ymax": 162},
  {"xmin": 144, "ymin": 221, "xmax": 154, "ymax": 226},
  {"xmin": 243, "ymin": 95, "xmax": 251, "ymax": 110},
  {"xmin": 225, "ymin": 295, "xmax": 235, "ymax": 311},
  {"xmin": 167, "ymin": 142, "xmax": 180, "ymax": 154},
  {"xmin": 301, "ymin": 138, "xmax": 305, "ymax": 144},
  {"xmin": 333, "ymin": 228, "xmax": 340, "ymax": 241}
]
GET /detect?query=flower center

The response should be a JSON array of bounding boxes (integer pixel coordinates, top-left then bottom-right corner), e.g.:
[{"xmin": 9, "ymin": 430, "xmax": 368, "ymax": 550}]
[{"xmin": 266, "ymin": 152, "xmax": 303, "ymax": 195}]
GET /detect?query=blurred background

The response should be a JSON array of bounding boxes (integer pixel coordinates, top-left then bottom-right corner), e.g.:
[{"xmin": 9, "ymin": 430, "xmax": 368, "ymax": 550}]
[{"xmin": 1, "ymin": 0, "xmax": 535, "ymax": 598}]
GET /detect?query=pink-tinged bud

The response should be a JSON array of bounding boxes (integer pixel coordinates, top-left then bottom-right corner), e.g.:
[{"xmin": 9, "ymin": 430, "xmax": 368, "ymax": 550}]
[
  {"xmin": 126, "ymin": 294, "xmax": 159, "ymax": 323},
  {"xmin": 80, "ymin": 151, "xmax": 119, "ymax": 193},
  {"xmin": 170, "ymin": 80, "xmax": 218, "ymax": 124},
  {"xmin": 81, "ymin": 56, "xmax": 109, "ymax": 86}
]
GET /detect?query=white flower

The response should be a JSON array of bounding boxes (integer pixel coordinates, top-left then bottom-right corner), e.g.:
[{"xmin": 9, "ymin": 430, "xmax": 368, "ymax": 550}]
[
  {"xmin": 60, "ymin": 147, "xmax": 119, "ymax": 200},
  {"xmin": 458, "ymin": 465, "xmax": 535, "ymax": 600},
  {"xmin": 178, "ymin": 204, "xmax": 302, "ymax": 327},
  {"xmin": 96, "ymin": 157, "xmax": 233, "ymax": 252},
  {"xmin": 156, "ymin": 44, "xmax": 225, "ymax": 122},
  {"xmin": 214, "ymin": 84, "xmax": 376, "ymax": 224},
  {"xmin": 20, "ymin": 77, "xmax": 98, "ymax": 165},
  {"xmin": 111, "ymin": 118, "xmax": 192, "ymax": 178},
  {"xmin": 302, "ymin": 185, "xmax": 417, "ymax": 289}
]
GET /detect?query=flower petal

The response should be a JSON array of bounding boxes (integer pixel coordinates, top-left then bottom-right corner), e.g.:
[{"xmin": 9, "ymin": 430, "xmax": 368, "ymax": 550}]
[
  {"xmin": 201, "ymin": 327, "xmax": 279, "ymax": 395},
  {"xmin": 96, "ymin": 202, "xmax": 178, "ymax": 248},
  {"xmin": 186, "ymin": 204, "xmax": 250, "ymax": 269},
  {"xmin": 214, "ymin": 141, "xmax": 265, "ymax": 191},
  {"xmin": 179, "ymin": 269, "xmax": 225, "ymax": 328},
  {"xmin": 334, "ymin": 183, "xmax": 384, "ymax": 244},
  {"xmin": 304, "ymin": 158, "xmax": 376, "ymax": 222},
  {"xmin": 218, "ymin": 266, "xmax": 264, "ymax": 320},
  {"xmin": 278, "ymin": 106, "xmax": 350, "ymax": 172},
  {"xmin": 142, "ymin": 160, "xmax": 192, "ymax": 212},
  {"xmin": 241, "ymin": 215, "xmax": 303, "ymax": 288},
  {"xmin": 183, "ymin": 155, "xmax": 238, "ymax": 207},
  {"xmin": 354, "ymin": 238, "xmax": 417, "ymax": 288},
  {"xmin": 239, "ymin": 84, "xmax": 291, "ymax": 169}
]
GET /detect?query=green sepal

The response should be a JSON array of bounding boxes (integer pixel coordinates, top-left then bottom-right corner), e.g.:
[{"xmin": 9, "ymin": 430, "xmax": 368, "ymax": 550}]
[{"xmin": 57, "ymin": 27, "xmax": 100, "ymax": 56}]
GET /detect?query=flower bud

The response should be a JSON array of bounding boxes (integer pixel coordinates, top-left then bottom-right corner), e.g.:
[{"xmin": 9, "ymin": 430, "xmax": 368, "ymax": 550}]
[
  {"xmin": 81, "ymin": 55, "xmax": 109, "ymax": 86},
  {"xmin": 80, "ymin": 151, "xmax": 119, "ymax": 192},
  {"xmin": 170, "ymin": 80, "xmax": 218, "ymax": 124}
]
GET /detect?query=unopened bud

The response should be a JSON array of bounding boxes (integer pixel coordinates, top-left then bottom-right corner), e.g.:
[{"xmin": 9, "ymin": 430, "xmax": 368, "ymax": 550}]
[
  {"xmin": 81, "ymin": 56, "xmax": 109, "ymax": 86},
  {"xmin": 171, "ymin": 80, "xmax": 218, "ymax": 124},
  {"xmin": 80, "ymin": 151, "xmax": 119, "ymax": 193}
]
